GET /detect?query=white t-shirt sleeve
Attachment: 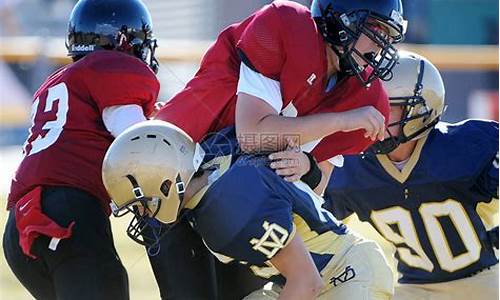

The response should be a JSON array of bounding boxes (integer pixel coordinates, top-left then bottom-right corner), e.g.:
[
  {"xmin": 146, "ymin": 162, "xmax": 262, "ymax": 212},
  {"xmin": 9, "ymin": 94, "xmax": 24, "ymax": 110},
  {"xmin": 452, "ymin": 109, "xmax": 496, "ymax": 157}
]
[
  {"xmin": 301, "ymin": 140, "xmax": 344, "ymax": 167},
  {"xmin": 328, "ymin": 155, "xmax": 344, "ymax": 167},
  {"xmin": 236, "ymin": 63, "xmax": 283, "ymax": 113},
  {"xmin": 102, "ymin": 104, "xmax": 147, "ymax": 137}
]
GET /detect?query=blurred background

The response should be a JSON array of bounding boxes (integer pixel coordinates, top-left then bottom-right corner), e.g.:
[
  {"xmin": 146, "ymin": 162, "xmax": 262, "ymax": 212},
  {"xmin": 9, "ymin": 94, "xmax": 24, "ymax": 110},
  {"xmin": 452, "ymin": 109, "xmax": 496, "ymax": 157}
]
[{"xmin": 0, "ymin": 0, "xmax": 498, "ymax": 299}]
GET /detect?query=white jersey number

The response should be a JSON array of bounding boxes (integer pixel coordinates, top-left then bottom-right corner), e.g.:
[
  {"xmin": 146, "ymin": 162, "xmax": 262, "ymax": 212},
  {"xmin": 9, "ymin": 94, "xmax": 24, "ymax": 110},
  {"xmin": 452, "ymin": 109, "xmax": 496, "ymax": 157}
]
[
  {"xmin": 24, "ymin": 82, "xmax": 69, "ymax": 156},
  {"xmin": 371, "ymin": 199, "xmax": 481, "ymax": 272}
]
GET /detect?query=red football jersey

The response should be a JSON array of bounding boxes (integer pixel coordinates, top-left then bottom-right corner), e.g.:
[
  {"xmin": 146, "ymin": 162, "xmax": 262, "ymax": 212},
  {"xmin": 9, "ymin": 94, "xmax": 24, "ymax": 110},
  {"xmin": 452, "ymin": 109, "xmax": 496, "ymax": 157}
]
[
  {"xmin": 156, "ymin": 1, "xmax": 328, "ymax": 140},
  {"xmin": 7, "ymin": 51, "xmax": 159, "ymax": 213}
]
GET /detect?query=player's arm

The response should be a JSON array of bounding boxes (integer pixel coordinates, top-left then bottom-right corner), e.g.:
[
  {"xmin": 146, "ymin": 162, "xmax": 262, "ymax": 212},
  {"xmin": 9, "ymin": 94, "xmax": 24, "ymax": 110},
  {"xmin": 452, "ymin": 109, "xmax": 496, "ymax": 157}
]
[
  {"xmin": 270, "ymin": 234, "xmax": 323, "ymax": 300},
  {"xmin": 87, "ymin": 53, "xmax": 160, "ymax": 137},
  {"xmin": 323, "ymin": 182, "xmax": 356, "ymax": 221},
  {"xmin": 315, "ymin": 161, "xmax": 334, "ymax": 195},
  {"xmin": 236, "ymin": 93, "xmax": 385, "ymax": 152},
  {"xmin": 469, "ymin": 122, "xmax": 499, "ymax": 199},
  {"xmin": 474, "ymin": 150, "xmax": 499, "ymax": 199},
  {"xmin": 102, "ymin": 104, "xmax": 147, "ymax": 137},
  {"xmin": 485, "ymin": 151, "xmax": 499, "ymax": 198}
]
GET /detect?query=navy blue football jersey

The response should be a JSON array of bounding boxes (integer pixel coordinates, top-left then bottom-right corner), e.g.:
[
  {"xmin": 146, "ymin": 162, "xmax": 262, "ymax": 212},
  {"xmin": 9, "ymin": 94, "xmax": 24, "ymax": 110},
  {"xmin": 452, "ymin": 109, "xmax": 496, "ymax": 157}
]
[
  {"xmin": 185, "ymin": 135, "xmax": 349, "ymax": 284},
  {"xmin": 324, "ymin": 120, "xmax": 499, "ymax": 284}
]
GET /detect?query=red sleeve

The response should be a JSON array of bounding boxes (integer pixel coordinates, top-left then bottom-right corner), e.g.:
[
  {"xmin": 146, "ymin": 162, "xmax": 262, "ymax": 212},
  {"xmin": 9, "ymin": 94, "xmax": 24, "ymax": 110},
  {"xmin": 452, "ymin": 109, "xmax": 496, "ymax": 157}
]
[
  {"xmin": 83, "ymin": 52, "xmax": 159, "ymax": 117},
  {"xmin": 311, "ymin": 78, "xmax": 390, "ymax": 162},
  {"xmin": 236, "ymin": 3, "xmax": 285, "ymax": 80},
  {"xmin": 154, "ymin": 67, "xmax": 238, "ymax": 143}
]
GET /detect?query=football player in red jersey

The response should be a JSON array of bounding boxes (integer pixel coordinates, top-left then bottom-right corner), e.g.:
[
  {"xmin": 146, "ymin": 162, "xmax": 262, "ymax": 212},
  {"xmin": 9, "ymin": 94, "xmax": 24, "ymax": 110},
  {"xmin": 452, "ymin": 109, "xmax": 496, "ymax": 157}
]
[
  {"xmin": 2, "ymin": 1, "xmax": 159, "ymax": 299},
  {"xmin": 146, "ymin": 0, "xmax": 407, "ymax": 299}
]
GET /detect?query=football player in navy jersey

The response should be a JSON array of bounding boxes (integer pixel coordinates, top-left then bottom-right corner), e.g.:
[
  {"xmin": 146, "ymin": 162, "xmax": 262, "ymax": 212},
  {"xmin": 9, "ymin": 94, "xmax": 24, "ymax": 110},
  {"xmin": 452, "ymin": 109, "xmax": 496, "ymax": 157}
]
[
  {"xmin": 102, "ymin": 121, "xmax": 395, "ymax": 300},
  {"xmin": 324, "ymin": 51, "xmax": 499, "ymax": 300},
  {"xmin": 2, "ymin": 1, "xmax": 160, "ymax": 299}
]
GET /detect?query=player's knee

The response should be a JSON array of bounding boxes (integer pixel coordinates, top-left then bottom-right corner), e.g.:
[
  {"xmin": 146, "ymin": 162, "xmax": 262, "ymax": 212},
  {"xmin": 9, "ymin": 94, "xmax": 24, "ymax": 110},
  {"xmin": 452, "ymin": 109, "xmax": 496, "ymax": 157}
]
[{"xmin": 362, "ymin": 241, "xmax": 395, "ymax": 295}]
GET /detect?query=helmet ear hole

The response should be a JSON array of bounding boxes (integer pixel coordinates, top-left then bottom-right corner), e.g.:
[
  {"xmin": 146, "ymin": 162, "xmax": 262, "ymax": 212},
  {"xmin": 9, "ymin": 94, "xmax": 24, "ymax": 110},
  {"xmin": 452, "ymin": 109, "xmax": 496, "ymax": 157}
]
[{"xmin": 160, "ymin": 180, "xmax": 172, "ymax": 197}]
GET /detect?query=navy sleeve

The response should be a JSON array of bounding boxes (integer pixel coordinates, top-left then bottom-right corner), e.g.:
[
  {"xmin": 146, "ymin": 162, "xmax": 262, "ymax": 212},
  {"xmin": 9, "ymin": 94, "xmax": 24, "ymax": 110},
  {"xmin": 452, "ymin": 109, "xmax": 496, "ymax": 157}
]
[
  {"xmin": 475, "ymin": 150, "xmax": 499, "ymax": 199},
  {"xmin": 472, "ymin": 120, "xmax": 499, "ymax": 200},
  {"xmin": 323, "ymin": 188, "xmax": 355, "ymax": 220}
]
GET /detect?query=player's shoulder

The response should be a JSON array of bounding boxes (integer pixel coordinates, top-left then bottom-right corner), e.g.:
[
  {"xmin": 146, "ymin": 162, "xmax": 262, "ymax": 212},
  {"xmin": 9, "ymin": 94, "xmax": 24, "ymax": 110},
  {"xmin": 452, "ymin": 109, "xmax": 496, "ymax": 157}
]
[
  {"xmin": 253, "ymin": 0, "xmax": 312, "ymax": 27},
  {"xmin": 200, "ymin": 126, "xmax": 240, "ymax": 163},
  {"xmin": 434, "ymin": 119, "xmax": 498, "ymax": 139},
  {"xmin": 347, "ymin": 76, "xmax": 388, "ymax": 111},
  {"xmin": 424, "ymin": 119, "xmax": 498, "ymax": 175},
  {"xmin": 192, "ymin": 160, "xmax": 294, "ymax": 263},
  {"xmin": 73, "ymin": 50, "xmax": 157, "ymax": 79},
  {"xmin": 430, "ymin": 119, "xmax": 498, "ymax": 151},
  {"xmin": 340, "ymin": 74, "xmax": 386, "ymax": 96},
  {"xmin": 271, "ymin": 0, "xmax": 311, "ymax": 16},
  {"xmin": 33, "ymin": 65, "xmax": 69, "ymax": 98}
]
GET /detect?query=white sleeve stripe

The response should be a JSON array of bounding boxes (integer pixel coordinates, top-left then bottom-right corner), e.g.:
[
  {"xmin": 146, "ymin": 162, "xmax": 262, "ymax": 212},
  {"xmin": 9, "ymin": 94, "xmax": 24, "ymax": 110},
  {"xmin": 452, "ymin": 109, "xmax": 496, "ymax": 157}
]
[
  {"xmin": 236, "ymin": 63, "xmax": 283, "ymax": 113},
  {"xmin": 102, "ymin": 104, "xmax": 146, "ymax": 137}
]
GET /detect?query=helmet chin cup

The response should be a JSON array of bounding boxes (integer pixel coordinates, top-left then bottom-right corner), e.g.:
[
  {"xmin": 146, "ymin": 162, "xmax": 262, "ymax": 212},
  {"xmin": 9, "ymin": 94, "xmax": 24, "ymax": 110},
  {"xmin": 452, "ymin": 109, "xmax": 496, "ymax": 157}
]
[
  {"xmin": 367, "ymin": 137, "xmax": 400, "ymax": 155},
  {"xmin": 367, "ymin": 125, "xmax": 401, "ymax": 155}
]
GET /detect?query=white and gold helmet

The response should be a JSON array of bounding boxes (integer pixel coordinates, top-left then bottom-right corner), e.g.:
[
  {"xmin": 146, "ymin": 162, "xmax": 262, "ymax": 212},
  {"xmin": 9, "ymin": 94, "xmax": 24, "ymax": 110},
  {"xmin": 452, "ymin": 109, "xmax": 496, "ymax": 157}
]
[
  {"xmin": 370, "ymin": 50, "xmax": 446, "ymax": 154},
  {"xmin": 102, "ymin": 120, "xmax": 204, "ymax": 245}
]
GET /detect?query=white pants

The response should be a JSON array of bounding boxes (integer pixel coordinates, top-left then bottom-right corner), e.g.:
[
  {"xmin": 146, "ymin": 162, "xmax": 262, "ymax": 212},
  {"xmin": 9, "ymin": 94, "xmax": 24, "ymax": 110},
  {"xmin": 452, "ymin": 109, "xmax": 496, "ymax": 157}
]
[{"xmin": 244, "ymin": 239, "xmax": 394, "ymax": 300}]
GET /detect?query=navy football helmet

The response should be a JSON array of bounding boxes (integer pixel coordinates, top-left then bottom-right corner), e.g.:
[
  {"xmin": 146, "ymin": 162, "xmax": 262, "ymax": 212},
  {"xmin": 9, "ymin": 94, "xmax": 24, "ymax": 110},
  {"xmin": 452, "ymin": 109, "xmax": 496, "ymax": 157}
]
[
  {"xmin": 66, "ymin": 0, "xmax": 159, "ymax": 73},
  {"xmin": 311, "ymin": 0, "xmax": 407, "ymax": 86}
]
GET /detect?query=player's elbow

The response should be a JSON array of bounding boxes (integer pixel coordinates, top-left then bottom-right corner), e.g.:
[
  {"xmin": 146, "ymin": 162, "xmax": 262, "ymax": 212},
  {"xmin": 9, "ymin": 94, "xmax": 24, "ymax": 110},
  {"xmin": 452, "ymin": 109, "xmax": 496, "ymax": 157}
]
[
  {"xmin": 236, "ymin": 114, "xmax": 277, "ymax": 153},
  {"xmin": 238, "ymin": 137, "xmax": 258, "ymax": 153},
  {"xmin": 235, "ymin": 122, "xmax": 264, "ymax": 153}
]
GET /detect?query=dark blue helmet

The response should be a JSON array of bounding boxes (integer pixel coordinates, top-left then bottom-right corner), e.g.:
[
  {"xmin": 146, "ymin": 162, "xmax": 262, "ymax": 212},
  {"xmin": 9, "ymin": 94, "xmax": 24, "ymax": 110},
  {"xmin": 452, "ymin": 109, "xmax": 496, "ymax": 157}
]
[
  {"xmin": 311, "ymin": 0, "xmax": 407, "ymax": 86},
  {"xmin": 66, "ymin": 0, "xmax": 159, "ymax": 73}
]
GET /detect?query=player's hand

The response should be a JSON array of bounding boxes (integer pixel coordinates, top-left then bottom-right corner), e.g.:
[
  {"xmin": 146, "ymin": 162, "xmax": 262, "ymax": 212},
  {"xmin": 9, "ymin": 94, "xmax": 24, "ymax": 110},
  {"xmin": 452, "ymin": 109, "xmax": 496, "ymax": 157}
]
[
  {"xmin": 338, "ymin": 106, "xmax": 385, "ymax": 141},
  {"xmin": 268, "ymin": 140, "xmax": 310, "ymax": 182}
]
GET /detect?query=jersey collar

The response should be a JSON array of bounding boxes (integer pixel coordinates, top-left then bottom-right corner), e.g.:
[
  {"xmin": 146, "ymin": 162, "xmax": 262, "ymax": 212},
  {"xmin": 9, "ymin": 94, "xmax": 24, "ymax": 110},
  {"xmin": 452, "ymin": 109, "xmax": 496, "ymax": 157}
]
[{"xmin": 375, "ymin": 134, "xmax": 429, "ymax": 183}]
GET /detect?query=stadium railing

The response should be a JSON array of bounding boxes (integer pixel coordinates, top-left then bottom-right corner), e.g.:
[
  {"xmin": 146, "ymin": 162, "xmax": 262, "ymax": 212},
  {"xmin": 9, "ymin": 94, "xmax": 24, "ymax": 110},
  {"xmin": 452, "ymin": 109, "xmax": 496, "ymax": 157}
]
[{"xmin": 0, "ymin": 37, "xmax": 498, "ymax": 70}]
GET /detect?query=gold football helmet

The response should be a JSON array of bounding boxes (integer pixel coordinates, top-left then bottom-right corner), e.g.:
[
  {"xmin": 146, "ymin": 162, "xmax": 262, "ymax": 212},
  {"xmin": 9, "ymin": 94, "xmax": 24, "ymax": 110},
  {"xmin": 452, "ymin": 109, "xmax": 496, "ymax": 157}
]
[
  {"xmin": 102, "ymin": 120, "xmax": 204, "ymax": 245},
  {"xmin": 370, "ymin": 50, "xmax": 446, "ymax": 154}
]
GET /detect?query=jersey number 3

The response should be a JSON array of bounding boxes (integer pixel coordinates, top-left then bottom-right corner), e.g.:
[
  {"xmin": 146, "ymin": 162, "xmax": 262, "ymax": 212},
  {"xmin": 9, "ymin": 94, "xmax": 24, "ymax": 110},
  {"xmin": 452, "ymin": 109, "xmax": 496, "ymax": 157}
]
[
  {"xmin": 24, "ymin": 82, "xmax": 69, "ymax": 156},
  {"xmin": 371, "ymin": 199, "xmax": 482, "ymax": 273}
]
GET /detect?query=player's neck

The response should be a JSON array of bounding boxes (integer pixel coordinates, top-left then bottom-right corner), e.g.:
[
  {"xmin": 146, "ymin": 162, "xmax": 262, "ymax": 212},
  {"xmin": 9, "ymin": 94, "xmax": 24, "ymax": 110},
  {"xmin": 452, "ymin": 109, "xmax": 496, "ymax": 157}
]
[
  {"xmin": 326, "ymin": 45, "xmax": 340, "ymax": 77},
  {"xmin": 387, "ymin": 140, "xmax": 418, "ymax": 162},
  {"xmin": 182, "ymin": 170, "xmax": 211, "ymax": 206}
]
